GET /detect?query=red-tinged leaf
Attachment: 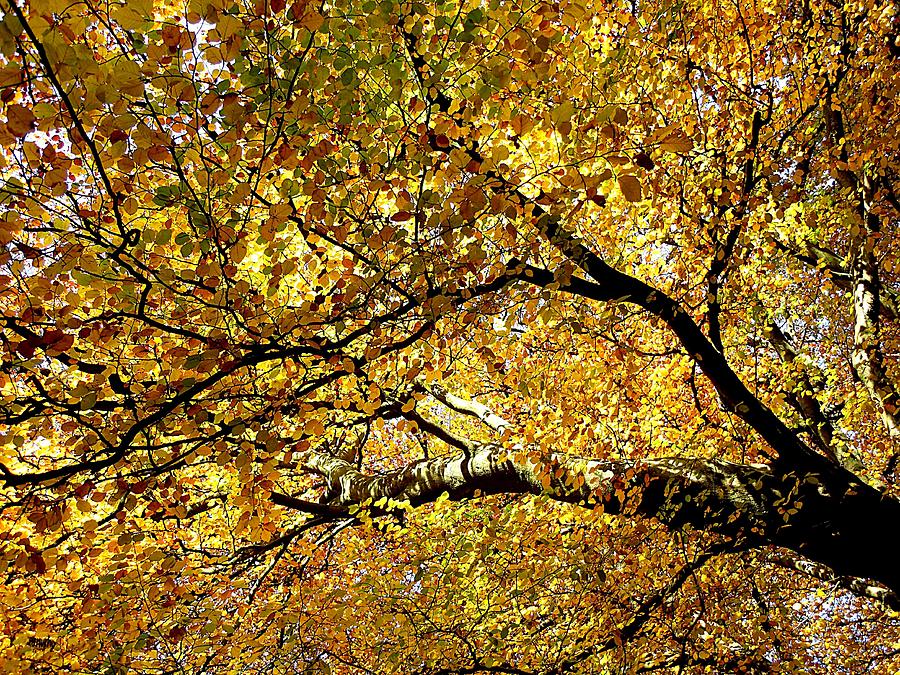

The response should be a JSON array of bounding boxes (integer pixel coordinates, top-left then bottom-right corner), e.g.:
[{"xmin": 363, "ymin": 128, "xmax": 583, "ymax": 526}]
[
  {"xmin": 15, "ymin": 340, "xmax": 36, "ymax": 358},
  {"xmin": 13, "ymin": 241, "xmax": 41, "ymax": 260},
  {"xmin": 40, "ymin": 329, "xmax": 65, "ymax": 346},
  {"xmin": 74, "ymin": 481, "xmax": 93, "ymax": 498},
  {"xmin": 634, "ymin": 152, "xmax": 655, "ymax": 170},
  {"xmin": 49, "ymin": 334, "xmax": 75, "ymax": 353},
  {"xmin": 161, "ymin": 25, "xmax": 182, "ymax": 48},
  {"xmin": 30, "ymin": 552, "xmax": 46, "ymax": 574},
  {"xmin": 391, "ymin": 211, "xmax": 412, "ymax": 222},
  {"xmin": 130, "ymin": 481, "xmax": 148, "ymax": 494},
  {"xmin": 147, "ymin": 145, "xmax": 170, "ymax": 162}
]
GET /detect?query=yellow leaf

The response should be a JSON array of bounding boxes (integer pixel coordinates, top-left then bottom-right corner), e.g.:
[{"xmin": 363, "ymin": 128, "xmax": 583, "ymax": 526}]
[
  {"xmin": 550, "ymin": 100, "xmax": 575, "ymax": 125},
  {"xmin": 111, "ymin": 0, "xmax": 154, "ymax": 30},
  {"xmin": 659, "ymin": 130, "xmax": 694, "ymax": 153},
  {"xmin": 305, "ymin": 419, "xmax": 325, "ymax": 436}
]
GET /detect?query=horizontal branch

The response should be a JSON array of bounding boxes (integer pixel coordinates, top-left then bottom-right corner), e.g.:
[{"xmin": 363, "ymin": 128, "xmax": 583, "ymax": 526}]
[
  {"xmin": 780, "ymin": 240, "xmax": 899, "ymax": 321},
  {"xmin": 292, "ymin": 443, "xmax": 900, "ymax": 597},
  {"xmin": 770, "ymin": 553, "xmax": 900, "ymax": 611}
]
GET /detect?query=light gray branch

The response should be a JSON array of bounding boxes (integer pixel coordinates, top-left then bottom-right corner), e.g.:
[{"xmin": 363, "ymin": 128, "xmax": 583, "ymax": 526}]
[
  {"xmin": 288, "ymin": 442, "xmax": 900, "ymax": 599},
  {"xmin": 770, "ymin": 553, "xmax": 899, "ymax": 611},
  {"xmin": 849, "ymin": 211, "xmax": 900, "ymax": 440},
  {"xmin": 422, "ymin": 383, "xmax": 511, "ymax": 433}
]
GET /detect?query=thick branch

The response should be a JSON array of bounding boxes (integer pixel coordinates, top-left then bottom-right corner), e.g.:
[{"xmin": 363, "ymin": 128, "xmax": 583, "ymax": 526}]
[
  {"xmin": 850, "ymin": 236, "xmax": 900, "ymax": 439},
  {"xmin": 513, "ymin": 254, "xmax": 815, "ymax": 466},
  {"xmin": 819, "ymin": 101, "xmax": 900, "ymax": 437},
  {"xmin": 295, "ymin": 444, "xmax": 900, "ymax": 596},
  {"xmin": 401, "ymin": 43, "xmax": 825, "ymax": 474}
]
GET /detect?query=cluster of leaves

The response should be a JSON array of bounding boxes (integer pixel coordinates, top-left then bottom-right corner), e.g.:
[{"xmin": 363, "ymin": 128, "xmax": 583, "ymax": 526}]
[{"xmin": 0, "ymin": 0, "xmax": 899, "ymax": 672}]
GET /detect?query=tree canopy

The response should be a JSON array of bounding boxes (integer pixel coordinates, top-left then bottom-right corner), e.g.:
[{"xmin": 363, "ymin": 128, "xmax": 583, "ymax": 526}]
[{"xmin": 1, "ymin": 0, "xmax": 900, "ymax": 671}]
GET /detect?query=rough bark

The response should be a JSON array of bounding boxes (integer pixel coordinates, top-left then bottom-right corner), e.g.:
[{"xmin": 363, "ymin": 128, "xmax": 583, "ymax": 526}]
[
  {"xmin": 823, "ymin": 103, "xmax": 900, "ymax": 439},
  {"xmin": 296, "ymin": 444, "xmax": 900, "ymax": 598},
  {"xmin": 851, "ymin": 239, "xmax": 900, "ymax": 439}
]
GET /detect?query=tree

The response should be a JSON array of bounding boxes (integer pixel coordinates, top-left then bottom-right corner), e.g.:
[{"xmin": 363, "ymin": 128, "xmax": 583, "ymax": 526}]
[{"xmin": 0, "ymin": 0, "xmax": 899, "ymax": 671}]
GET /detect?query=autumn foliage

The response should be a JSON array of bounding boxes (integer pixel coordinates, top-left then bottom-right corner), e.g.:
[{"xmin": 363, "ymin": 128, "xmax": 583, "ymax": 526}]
[{"xmin": 1, "ymin": 0, "xmax": 900, "ymax": 672}]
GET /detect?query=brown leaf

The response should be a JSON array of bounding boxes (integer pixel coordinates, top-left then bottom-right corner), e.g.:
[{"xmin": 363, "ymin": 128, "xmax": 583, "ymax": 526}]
[
  {"xmin": 6, "ymin": 104, "xmax": 35, "ymax": 138},
  {"xmin": 161, "ymin": 25, "xmax": 182, "ymax": 48},
  {"xmin": 618, "ymin": 175, "xmax": 642, "ymax": 202},
  {"xmin": 634, "ymin": 152, "xmax": 655, "ymax": 170}
]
